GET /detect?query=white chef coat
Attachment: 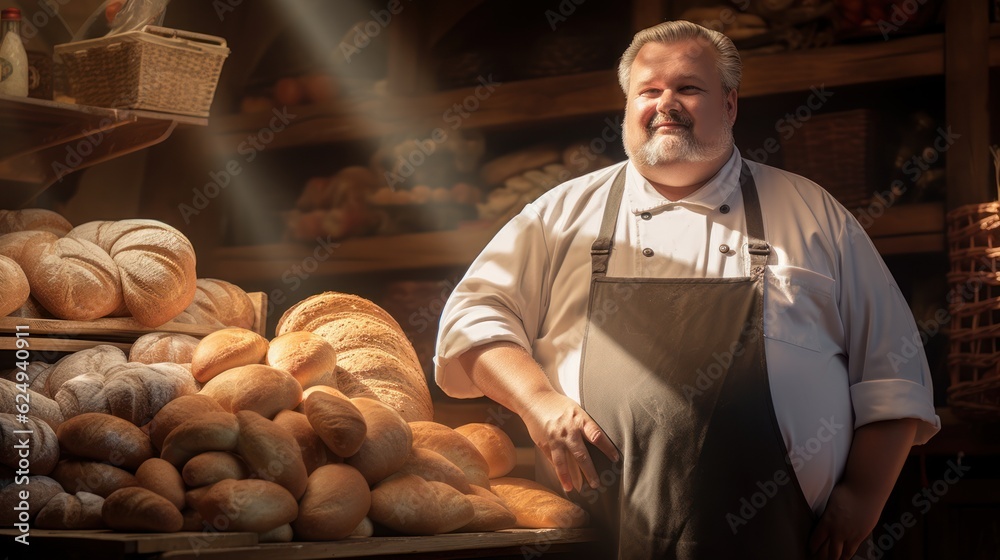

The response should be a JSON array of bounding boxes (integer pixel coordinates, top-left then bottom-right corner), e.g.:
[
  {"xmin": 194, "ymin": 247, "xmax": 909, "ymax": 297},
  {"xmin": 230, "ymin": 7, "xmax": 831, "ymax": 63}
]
[{"xmin": 435, "ymin": 148, "xmax": 941, "ymax": 514}]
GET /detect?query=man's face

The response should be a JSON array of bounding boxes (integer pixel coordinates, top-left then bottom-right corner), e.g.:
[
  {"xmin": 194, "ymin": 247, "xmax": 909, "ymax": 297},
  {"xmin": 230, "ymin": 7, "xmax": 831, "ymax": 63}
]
[{"xmin": 623, "ymin": 39, "xmax": 737, "ymax": 167}]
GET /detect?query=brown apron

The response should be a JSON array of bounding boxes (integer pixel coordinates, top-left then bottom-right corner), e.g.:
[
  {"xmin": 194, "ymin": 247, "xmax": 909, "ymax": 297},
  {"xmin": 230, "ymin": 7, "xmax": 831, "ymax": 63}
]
[{"xmin": 575, "ymin": 162, "xmax": 817, "ymax": 559}]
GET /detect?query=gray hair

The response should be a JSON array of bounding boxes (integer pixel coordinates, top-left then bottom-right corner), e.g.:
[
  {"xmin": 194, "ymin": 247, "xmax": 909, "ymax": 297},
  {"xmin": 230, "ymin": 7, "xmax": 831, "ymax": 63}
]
[{"xmin": 617, "ymin": 20, "xmax": 742, "ymax": 95}]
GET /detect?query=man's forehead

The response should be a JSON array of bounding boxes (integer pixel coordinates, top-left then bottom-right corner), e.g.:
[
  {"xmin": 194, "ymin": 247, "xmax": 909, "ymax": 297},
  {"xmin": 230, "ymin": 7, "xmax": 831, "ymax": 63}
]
[{"xmin": 635, "ymin": 38, "xmax": 715, "ymax": 65}]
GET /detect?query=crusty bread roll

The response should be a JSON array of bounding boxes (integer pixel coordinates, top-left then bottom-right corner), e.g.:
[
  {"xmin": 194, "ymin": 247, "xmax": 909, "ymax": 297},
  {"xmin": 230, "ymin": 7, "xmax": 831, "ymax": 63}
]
[
  {"xmin": 103, "ymin": 486, "xmax": 183, "ymax": 532},
  {"xmin": 273, "ymin": 410, "xmax": 328, "ymax": 473},
  {"xmin": 292, "ymin": 463, "xmax": 371, "ymax": 541},
  {"xmin": 146, "ymin": 394, "xmax": 225, "ymax": 450},
  {"xmin": 129, "ymin": 332, "xmax": 200, "ymax": 365},
  {"xmin": 45, "ymin": 345, "xmax": 127, "ymax": 398},
  {"xmin": 181, "ymin": 451, "xmax": 248, "ymax": 488},
  {"xmin": 267, "ymin": 331, "xmax": 338, "ymax": 389},
  {"xmin": 0, "ymin": 378, "xmax": 63, "ymax": 430},
  {"xmin": 0, "ymin": 475, "xmax": 62, "ymax": 525},
  {"xmin": 34, "ymin": 491, "xmax": 105, "ymax": 529},
  {"xmin": 456, "ymin": 492, "xmax": 517, "ymax": 532},
  {"xmin": 0, "ymin": 255, "xmax": 29, "ymax": 316},
  {"xmin": 50, "ymin": 460, "xmax": 138, "ymax": 497},
  {"xmin": 199, "ymin": 364, "xmax": 302, "ymax": 419},
  {"xmin": 56, "ymin": 412, "xmax": 154, "ymax": 470},
  {"xmin": 67, "ymin": 219, "xmax": 197, "ymax": 327},
  {"xmin": 455, "ymin": 423, "xmax": 518, "ymax": 479},
  {"xmin": 490, "ymin": 477, "xmax": 589, "ymax": 529},
  {"xmin": 1, "ymin": 414, "xmax": 59, "ymax": 475},
  {"xmin": 160, "ymin": 412, "xmax": 240, "ymax": 468},
  {"xmin": 173, "ymin": 278, "xmax": 256, "ymax": 329},
  {"xmin": 369, "ymin": 474, "xmax": 474, "ymax": 535},
  {"xmin": 191, "ymin": 328, "xmax": 269, "ymax": 384},
  {"xmin": 0, "ymin": 209, "xmax": 72, "ymax": 236},
  {"xmin": 135, "ymin": 458, "xmax": 185, "ymax": 510},
  {"xmin": 56, "ymin": 362, "xmax": 198, "ymax": 426},
  {"xmin": 410, "ymin": 421, "xmax": 490, "ymax": 489},
  {"xmin": 235, "ymin": 410, "xmax": 308, "ymax": 499},
  {"xmin": 302, "ymin": 390, "xmax": 366, "ymax": 459},
  {"xmin": 345, "ymin": 398, "xmax": 412, "ymax": 485},
  {"xmin": 193, "ymin": 479, "xmax": 298, "ymax": 533},
  {"xmin": 260, "ymin": 523, "xmax": 294, "ymax": 543},
  {"xmin": 398, "ymin": 447, "xmax": 471, "ymax": 494}
]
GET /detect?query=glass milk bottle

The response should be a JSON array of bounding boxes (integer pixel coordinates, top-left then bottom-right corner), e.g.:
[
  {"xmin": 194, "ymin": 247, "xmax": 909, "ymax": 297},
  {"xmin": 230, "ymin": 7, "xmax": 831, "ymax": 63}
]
[{"xmin": 0, "ymin": 7, "xmax": 28, "ymax": 97}]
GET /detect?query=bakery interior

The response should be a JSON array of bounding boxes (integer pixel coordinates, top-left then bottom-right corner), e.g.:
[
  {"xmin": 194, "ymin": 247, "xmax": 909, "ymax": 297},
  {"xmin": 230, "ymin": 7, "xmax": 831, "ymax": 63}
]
[{"xmin": 1, "ymin": 0, "xmax": 999, "ymax": 558}]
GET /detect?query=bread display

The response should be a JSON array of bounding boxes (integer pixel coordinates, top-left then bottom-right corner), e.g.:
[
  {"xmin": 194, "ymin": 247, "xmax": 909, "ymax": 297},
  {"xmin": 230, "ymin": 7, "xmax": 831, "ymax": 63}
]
[
  {"xmin": 198, "ymin": 364, "xmax": 302, "ymax": 418},
  {"xmin": 102, "ymin": 486, "xmax": 184, "ymax": 532},
  {"xmin": 172, "ymin": 278, "xmax": 256, "ymax": 329},
  {"xmin": 45, "ymin": 345, "xmax": 127, "ymax": 398},
  {"xmin": 490, "ymin": 477, "xmax": 589, "ymax": 529},
  {"xmin": 292, "ymin": 463, "xmax": 371, "ymax": 541},
  {"xmin": 0, "ymin": 378, "xmax": 63, "ymax": 430},
  {"xmin": 56, "ymin": 412, "xmax": 154, "ymax": 470},
  {"xmin": 50, "ymin": 460, "xmax": 138, "ymax": 497},
  {"xmin": 146, "ymin": 394, "xmax": 226, "ymax": 450},
  {"xmin": 410, "ymin": 421, "xmax": 490, "ymax": 489},
  {"xmin": 181, "ymin": 451, "xmax": 248, "ymax": 487},
  {"xmin": 344, "ymin": 398, "xmax": 412, "ymax": 485},
  {"xmin": 1, "ymin": 414, "xmax": 59, "ymax": 475},
  {"xmin": 160, "ymin": 412, "xmax": 240, "ymax": 468},
  {"xmin": 301, "ymin": 389, "xmax": 366, "ymax": 459},
  {"xmin": 455, "ymin": 422, "xmax": 518, "ymax": 478},
  {"xmin": 33, "ymin": 491, "xmax": 106, "ymax": 529},
  {"xmin": 0, "ymin": 254, "xmax": 29, "ymax": 316},
  {"xmin": 55, "ymin": 361, "xmax": 198, "ymax": 425},
  {"xmin": 267, "ymin": 331, "xmax": 338, "ymax": 389},
  {"xmin": 191, "ymin": 327, "xmax": 269, "ymax": 383},
  {"xmin": 129, "ymin": 332, "xmax": 200, "ymax": 365},
  {"xmin": 0, "ymin": 475, "xmax": 63, "ymax": 525},
  {"xmin": 135, "ymin": 458, "xmax": 186, "ymax": 510},
  {"xmin": 192, "ymin": 479, "xmax": 298, "ymax": 533},
  {"xmin": 234, "ymin": 410, "xmax": 308, "ymax": 499}
]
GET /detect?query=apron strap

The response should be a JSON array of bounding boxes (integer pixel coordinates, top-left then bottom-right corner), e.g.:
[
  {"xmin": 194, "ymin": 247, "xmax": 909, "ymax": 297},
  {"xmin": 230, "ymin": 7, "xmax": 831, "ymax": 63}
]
[{"xmin": 590, "ymin": 159, "xmax": 770, "ymax": 278}]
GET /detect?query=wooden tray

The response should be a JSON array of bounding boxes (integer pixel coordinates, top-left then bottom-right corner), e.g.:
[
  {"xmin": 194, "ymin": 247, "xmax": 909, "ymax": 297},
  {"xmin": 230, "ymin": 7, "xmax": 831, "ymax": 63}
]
[{"xmin": 0, "ymin": 292, "xmax": 267, "ymax": 353}]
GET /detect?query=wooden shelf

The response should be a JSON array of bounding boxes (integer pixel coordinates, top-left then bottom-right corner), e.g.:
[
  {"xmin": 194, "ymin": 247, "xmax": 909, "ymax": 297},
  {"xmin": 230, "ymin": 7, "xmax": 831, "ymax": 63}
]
[
  {"xmin": 864, "ymin": 202, "xmax": 945, "ymax": 255},
  {"xmin": 0, "ymin": 95, "xmax": 206, "ymax": 209}
]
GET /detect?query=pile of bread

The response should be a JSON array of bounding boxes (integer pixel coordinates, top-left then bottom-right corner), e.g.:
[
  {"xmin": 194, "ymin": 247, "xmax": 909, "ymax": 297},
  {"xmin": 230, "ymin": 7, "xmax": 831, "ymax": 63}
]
[
  {"xmin": 1, "ymin": 290, "xmax": 588, "ymax": 540},
  {"xmin": 0, "ymin": 209, "xmax": 255, "ymax": 329}
]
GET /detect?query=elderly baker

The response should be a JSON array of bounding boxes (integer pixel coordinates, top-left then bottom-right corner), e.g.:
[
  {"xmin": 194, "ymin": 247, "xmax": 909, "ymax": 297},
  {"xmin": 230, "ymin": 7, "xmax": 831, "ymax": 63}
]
[{"xmin": 435, "ymin": 20, "xmax": 939, "ymax": 560}]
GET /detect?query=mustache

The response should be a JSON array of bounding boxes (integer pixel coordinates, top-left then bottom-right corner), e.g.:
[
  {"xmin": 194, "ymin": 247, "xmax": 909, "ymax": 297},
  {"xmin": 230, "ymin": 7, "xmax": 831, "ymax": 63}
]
[{"xmin": 647, "ymin": 111, "xmax": 693, "ymax": 131}]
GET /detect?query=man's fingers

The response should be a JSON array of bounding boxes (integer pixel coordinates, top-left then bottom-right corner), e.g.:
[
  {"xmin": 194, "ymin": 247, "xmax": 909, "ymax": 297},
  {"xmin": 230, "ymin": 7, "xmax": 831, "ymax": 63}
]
[
  {"xmin": 585, "ymin": 423, "xmax": 620, "ymax": 463},
  {"xmin": 567, "ymin": 440, "xmax": 600, "ymax": 489},
  {"xmin": 549, "ymin": 446, "xmax": 573, "ymax": 492}
]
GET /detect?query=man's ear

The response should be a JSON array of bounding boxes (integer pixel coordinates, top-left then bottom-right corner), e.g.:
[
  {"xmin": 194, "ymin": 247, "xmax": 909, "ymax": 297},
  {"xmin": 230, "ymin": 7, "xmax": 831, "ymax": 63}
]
[{"xmin": 726, "ymin": 88, "xmax": 738, "ymax": 124}]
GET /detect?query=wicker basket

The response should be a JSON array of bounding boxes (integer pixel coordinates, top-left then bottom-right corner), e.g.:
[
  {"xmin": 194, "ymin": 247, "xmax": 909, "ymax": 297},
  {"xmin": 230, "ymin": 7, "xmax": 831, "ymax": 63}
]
[
  {"xmin": 780, "ymin": 109, "xmax": 875, "ymax": 209},
  {"xmin": 54, "ymin": 26, "xmax": 229, "ymax": 117},
  {"xmin": 946, "ymin": 202, "xmax": 1000, "ymax": 422}
]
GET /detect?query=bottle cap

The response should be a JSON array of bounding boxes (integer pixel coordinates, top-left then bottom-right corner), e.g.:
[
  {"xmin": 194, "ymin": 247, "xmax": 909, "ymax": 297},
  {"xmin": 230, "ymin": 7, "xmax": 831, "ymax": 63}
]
[{"xmin": 1, "ymin": 8, "xmax": 22, "ymax": 21}]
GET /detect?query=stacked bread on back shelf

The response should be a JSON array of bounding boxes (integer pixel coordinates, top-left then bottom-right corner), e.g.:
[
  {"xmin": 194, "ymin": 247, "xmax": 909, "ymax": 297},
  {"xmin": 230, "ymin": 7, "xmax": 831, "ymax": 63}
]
[{"xmin": 1, "ymin": 290, "xmax": 589, "ymax": 539}]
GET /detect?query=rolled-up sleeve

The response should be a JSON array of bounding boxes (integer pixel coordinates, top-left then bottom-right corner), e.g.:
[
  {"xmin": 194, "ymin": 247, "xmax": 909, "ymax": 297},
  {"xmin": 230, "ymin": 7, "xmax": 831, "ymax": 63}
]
[
  {"xmin": 434, "ymin": 205, "xmax": 551, "ymax": 399},
  {"xmin": 839, "ymin": 218, "xmax": 941, "ymax": 445}
]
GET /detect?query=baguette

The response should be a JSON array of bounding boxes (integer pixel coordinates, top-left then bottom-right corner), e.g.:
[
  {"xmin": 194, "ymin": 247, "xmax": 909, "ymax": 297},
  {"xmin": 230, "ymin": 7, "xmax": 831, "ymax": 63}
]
[{"xmin": 490, "ymin": 477, "xmax": 589, "ymax": 529}]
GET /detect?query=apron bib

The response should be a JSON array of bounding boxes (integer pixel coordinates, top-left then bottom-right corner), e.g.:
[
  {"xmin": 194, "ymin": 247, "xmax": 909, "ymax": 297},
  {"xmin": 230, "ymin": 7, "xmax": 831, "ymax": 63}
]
[{"xmin": 577, "ymin": 162, "xmax": 816, "ymax": 559}]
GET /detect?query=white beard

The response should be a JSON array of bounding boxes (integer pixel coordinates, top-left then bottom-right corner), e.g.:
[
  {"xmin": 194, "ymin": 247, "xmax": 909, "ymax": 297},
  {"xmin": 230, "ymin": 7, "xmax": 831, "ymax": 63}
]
[{"xmin": 624, "ymin": 109, "xmax": 734, "ymax": 166}]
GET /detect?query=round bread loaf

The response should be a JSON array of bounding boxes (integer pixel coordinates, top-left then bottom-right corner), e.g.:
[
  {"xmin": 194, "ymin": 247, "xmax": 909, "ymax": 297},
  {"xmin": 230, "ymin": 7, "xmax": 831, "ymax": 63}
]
[
  {"xmin": 146, "ymin": 394, "xmax": 225, "ymax": 450},
  {"xmin": 181, "ymin": 451, "xmax": 248, "ymax": 488},
  {"xmin": 0, "ymin": 378, "xmax": 63, "ymax": 430},
  {"xmin": 273, "ymin": 410, "xmax": 328, "ymax": 474},
  {"xmin": 0, "ymin": 209, "xmax": 73, "ymax": 236},
  {"xmin": 135, "ymin": 458, "xmax": 185, "ymax": 510},
  {"xmin": 67, "ymin": 219, "xmax": 197, "ymax": 327},
  {"xmin": 129, "ymin": 332, "xmax": 200, "ymax": 365},
  {"xmin": 489, "ymin": 477, "xmax": 589, "ymax": 529},
  {"xmin": 191, "ymin": 328, "xmax": 269, "ymax": 383},
  {"xmin": 56, "ymin": 362, "xmax": 198, "ymax": 425},
  {"xmin": 34, "ymin": 491, "xmax": 105, "ymax": 529},
  {"xmin": 398, "ymin": 447, "xmax": 471, "ymax": 494},
  {"xmin": 344, "ymin": 398, "xmax": 412, "ymax": 485},
  {"xmin": 1, "ymin": 414, "xmax": 59, "ymax": 475},
  {"xmin": 194, "ymin": 479, "xmax": 298, "ymax": 533},
  {"xmin": 301, "ymin": 390, "xmax": 366, "ymax": 459},
  {"xmin": 56, "ymin": 412, "xmax": 154, "ymax": 470},
  {"xmin": 235, "ymin": 410, "xmax": 308, "ymax": 499},
  {"xmin": 267, "ymin": 331, "xmax": 338, "ymax": 389},
  {"xmin": 103, "ymin": 486, "xmax": 183, "ymax": 532},
  {"xmin": 369, "ymin": 474, "xmax": 474, "ymax": 535},
  {"xmin": 50, "ymin": 460, "xmax": 138, "ymax": 497},
  {"xmin": 160, "ymin": 412, "xmax": 240, "ymax": 469},
  {"xmin": 0, "ymin": 255, "xmax": 29, "ymax": 316},
  {"xmin": 173, "ymin": 278, "xmax": 256, "ymax": 329},
  {"xmin": 292, "ymin": 463, "xmax": 371, "ymax": 541},
  {"xmin": 0, "ymin": 475, "xmax": 63, "ymax": 525},
  {"xmin": 199, "ymin": 364, "xmax": 302, "ymax": 419},
  {"xmin": 410, "ymin": 421, "xmax": 490, "ymax": 489},
  {"xmin": 455, "ymin": 423, "xmax": 518, "ymax": 479},
  {"xmin": 45, "ymin": 345, "xmax": 127, "ymax": 398},
  {"xmin": 456, "ymin": 492, "xmax": 517, "ymax": 532}
]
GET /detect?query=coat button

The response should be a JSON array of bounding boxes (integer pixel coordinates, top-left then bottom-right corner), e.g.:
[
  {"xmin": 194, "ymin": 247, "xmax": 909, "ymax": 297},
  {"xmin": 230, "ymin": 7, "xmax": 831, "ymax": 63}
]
[
  {"xmin": 720, "ymin": 204, "xmax": 730, "ymax": 214},
  {"xmin": 642, "ymin": 248, "xmax": 654, "ymax": 257},
  {"xmin": 719, "ymin": 244, "xmax": 731, "ymax": 254},
  {"xmin": 640, "ymin": 212, "xmax": 652, "ymax": 220}
]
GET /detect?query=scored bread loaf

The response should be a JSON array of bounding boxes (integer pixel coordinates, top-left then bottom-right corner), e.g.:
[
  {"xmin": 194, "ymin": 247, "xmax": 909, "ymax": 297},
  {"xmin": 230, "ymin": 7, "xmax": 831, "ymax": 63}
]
[
  {"xmin": 34, "ymin": 491, "xmax": 105, "ymax": 529},
  {"xmin": 56, "ymin": 412, "xmax": 154, "ymax": 470},
  {"xmin": 146, "ymin": 394, "xmax": 225, "ymax": 450},
  {"xmin": 135, "ymin": 458, "xmax": 185, "ymax": 510},
  {"xmin": 235, "ymin": 410, "xmax": 308, "ymax": 499},
  {"xmin": 0, "ymin": 255, "xmax": 29, "ymax": 316},
  {"xmin": 45, "ymin": 345, "xmax": 127, "ymax": 398},
  {"xmin": 172, "ymin": 278, "xmax": 256, "ymax": 329},
  {"xmin": 199, "ymin": 364, "xmax": 302, "ymax": 419},
  {"xmin": 191, "ymin": 327, "xmax": 269, "ymax": 383},
  {"xmin": 0, "ymin": 475, "xmax": 63, "ymax": 525},
  {"xmin": 50, "ymin": 460, "xmax": 138, "ymax": 497},
  {"xmin": 490, "ymin": 477, "xmax": 589, "ymax": 529},
  {"xmin": 336, "ymin": 348, "xmax": 432, "ymax": 422},
  {"xmin": 193, "ymin": 479, "xmax": 298, "ymax": 533},
  {"xmin": 0, "ymin": 209, "xmax": 73, "ymax": 236},
  {"xmin": 0, "ymin": 361, "xmax": 53, "ymax": 397},
  {"xmin": 56, "ymin": 361, "xmax": 198, "ymax": 425},
  {"xmin": 0, "ymin": 414, "xmax": 59, "ymax": 475},
  {"xmin": 455, "ymin": 423, "xmax": 518, "ymax": 479},
  {"xmin": 410, "ymin": 421, "xmax": 490, "ymax": 489},
  {"xmin": 102, "ymin": 486, "xmax": 183, "ymax": 532},
  {"xmin": 129, "ymin": 332, "xmax": 200, "ymax": 365},
  {"xmin": 0, "ymin": 378, "xmax": 63, "ymax": 430},
  {"xmin": 344, "ymin": 398, "xmax": 412, "ymax": 485},
  {"xmin": 277, "ymin": 291, "xmax": 399, "ymax": 334},
  {"xmin": 273, "ymin": 410, "xmax": 329, "ymax": 474},
  {"xmin": 301, "ymin": 390, "xmax": 366, "ymax": 459},
  {"xmin": 292, "ymin": 463, "xmax": 371, "ymax": 541},
  {"xmin": 267, "ymin": 331, "xmax": 338, "ymax": 389}
]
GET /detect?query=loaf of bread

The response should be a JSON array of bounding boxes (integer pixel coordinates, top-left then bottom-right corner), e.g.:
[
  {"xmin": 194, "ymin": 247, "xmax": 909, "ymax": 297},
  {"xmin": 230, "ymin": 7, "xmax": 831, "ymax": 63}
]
[
  {"xmin": 267, "ymin": 331, "xmax": 338, "ymax": 389},
  {"xmin": 0, "ymin": 255, "xmax": 29, "ymax": 316},
  {"xmin": 398, "ymin": 447, "xmax": 471, "ymax": 494},
  {"xmin": 103, "ymin": 486, "xmax": 183, "ymax": 532},
  {"xmin": 129, "ymin": 332, "xmax": 200, "ymax": 365},
  {"xmin": 34, "ymin": 491, "xmax": 106, "ymax": 529},
  {"xmin": 277, "ymin": 291, "xmax": 399, "ymax": 333},
  {"xmin": 146, "ymin": 394, "xmax": 225, "ymax": 450},
  {"xmin": 172, "ymin": 278, "xmax": 256, "ymax": 329},
  {"xmin": 235, "ymin": 410, "xmax": 308, "ymax": 499},
  {"xmin": 193, "ymin": 479, "xmax": 298, "ymax": 533},
  {"xmin": 457, "ymin": 492, "xmax": 517, "ymax": 532},
  {"xmin": 489, "ymin": 477, "xmax": 589, "ymax": 529},
  {"xmin": 0, "ymin": 378, "xmax": 63, "ymax": 430},
  {"xmin": 0, "ymin": 361, "xmax": 53, "ymax": 397},
  {"xmin": 45, "ymin": 345, "xmax": 127, "ymax": 398},
  {"xmin": 273, "ymin": 410, "xmax": 328, "ymax": 473},
  {"xmin": 50, "ymin": 460, "xmax": 138, "ymax": 497},
  {"xmin": 311, "ymin": 314, "xmax": 421, "ymax": 370},
  {"xmin": 369, "ymin": 474, "xmax": 473, "ymax": 535},
  {"xmin": 160, "ymin": 412, "xmax": 240, "ymax": 469},
  {"xmin": 181, "ymin": 451, "xmax": 248, "ymax": 487},
  {"xmin": 0, "ymin": 475, "xmax": 63, "ymax": 525},
  {"xmin": 344, "ymin": 398, "xmax": 412, "ymax": 485},
  {"xmin": 301, "ymin": 390, "xmax": 366, "ymax": 459},
  {"xmin": 191, "ymin": 328, "xmax": 269, "ymax": 383},
  {"xmin": 56, "ymin": 412, "xmax": 154, "ymax": 470},
  {"xmin": 0, "ymin": 209, "xmax": 72, "ymax": 236},
  {"xmin": 135, "ymin": 458, "xmax": 185, "ymax": 510},
  {"xmin": 410, "ymin": 421, "xmax": 490, "ymax": 489},
  {"xmin": 455, "ymin": 423, "xmax": 518, "ymax": 479},
  {"xmin": 292, "ymin": 463, "xmax": 371, "ymax": 541},
  {"xmin": 199, "ymin": 364, "xmax": 302, "ymax": 419},
  {"xmin": 335, "ymin": 348, "xmax": 432, "ymax": 423},
  {"xmin": 1, "ymin": 414, "xmax": 59, "ymax": 475}
]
